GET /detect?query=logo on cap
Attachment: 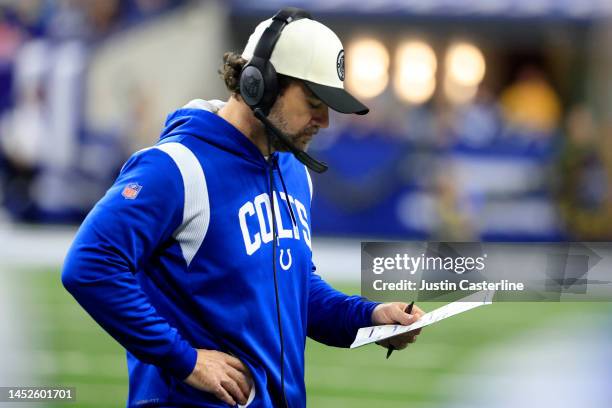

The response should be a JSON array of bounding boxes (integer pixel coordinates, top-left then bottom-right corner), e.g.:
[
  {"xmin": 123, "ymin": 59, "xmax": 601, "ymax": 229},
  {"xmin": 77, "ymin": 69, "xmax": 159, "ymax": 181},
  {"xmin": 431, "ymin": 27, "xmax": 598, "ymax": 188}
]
[{"xmin": 336, "ymin": 50, "xmax": 345, "ymax": 81}]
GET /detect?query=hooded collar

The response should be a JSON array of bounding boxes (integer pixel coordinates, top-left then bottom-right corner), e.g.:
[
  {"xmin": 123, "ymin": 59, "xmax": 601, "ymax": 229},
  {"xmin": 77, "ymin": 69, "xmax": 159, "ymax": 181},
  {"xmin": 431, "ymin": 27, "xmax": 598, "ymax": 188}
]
[{"xmin": 160, "ymin": 99, "xmax": 272, "ymax": 168}]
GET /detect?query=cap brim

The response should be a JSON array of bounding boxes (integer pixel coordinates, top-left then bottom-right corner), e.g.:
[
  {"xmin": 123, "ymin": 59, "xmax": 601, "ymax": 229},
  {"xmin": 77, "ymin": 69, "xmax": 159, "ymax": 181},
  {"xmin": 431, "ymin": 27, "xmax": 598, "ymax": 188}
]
[{"xmin": 304, "ymin": 81, "xmax": 369, "ymax": 115}]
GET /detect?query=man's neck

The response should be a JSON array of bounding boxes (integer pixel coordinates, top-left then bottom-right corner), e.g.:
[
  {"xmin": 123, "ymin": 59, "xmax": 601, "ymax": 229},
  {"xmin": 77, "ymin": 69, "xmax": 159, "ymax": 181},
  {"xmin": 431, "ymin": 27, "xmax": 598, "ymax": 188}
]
[{"xmin": 218, "ymin": 97, "xmax": 271, "ymax": 156}]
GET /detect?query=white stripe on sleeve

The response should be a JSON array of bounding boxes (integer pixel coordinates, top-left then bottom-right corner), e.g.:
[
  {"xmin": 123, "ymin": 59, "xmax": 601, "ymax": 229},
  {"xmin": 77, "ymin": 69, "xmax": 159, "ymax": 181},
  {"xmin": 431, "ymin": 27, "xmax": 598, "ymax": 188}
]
[{"xmin": 155, "ymin": 142, "xmax": 210, "ymax": 266}]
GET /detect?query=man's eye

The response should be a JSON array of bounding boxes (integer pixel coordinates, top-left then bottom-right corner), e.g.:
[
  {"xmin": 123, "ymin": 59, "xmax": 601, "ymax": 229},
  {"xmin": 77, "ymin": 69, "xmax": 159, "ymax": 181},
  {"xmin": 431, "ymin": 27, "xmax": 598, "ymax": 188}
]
[{"xmin": 309, "ymin": 102, "xmax": 322, "ymax": 109}]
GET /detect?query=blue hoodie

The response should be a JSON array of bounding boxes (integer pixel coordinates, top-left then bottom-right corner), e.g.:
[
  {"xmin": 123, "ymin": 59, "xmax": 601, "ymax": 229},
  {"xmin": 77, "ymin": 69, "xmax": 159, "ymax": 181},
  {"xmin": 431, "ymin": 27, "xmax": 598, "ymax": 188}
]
[{"xmin": 62, "ymin": 100, "xmax": 378, "ymax": 407}]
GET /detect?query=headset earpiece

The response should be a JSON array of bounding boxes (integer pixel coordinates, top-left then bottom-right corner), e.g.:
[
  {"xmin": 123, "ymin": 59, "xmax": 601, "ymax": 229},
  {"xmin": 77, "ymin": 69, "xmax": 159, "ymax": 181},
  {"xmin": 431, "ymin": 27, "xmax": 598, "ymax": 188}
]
[{"xmin": 240, "ymin": 56, "xmax": 278, "ymax": 116}]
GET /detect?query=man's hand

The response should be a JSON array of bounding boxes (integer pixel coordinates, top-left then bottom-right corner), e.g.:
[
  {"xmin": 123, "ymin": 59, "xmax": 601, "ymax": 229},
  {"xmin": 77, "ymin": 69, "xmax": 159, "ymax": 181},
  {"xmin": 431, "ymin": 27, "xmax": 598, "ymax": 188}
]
[
  {"xmin": 372, "ymin": 302, "xmax": 425, "ymax": 351},
  {"xmin": 184, "ymin": 349, "xmax": 253, "ymax": 406}
]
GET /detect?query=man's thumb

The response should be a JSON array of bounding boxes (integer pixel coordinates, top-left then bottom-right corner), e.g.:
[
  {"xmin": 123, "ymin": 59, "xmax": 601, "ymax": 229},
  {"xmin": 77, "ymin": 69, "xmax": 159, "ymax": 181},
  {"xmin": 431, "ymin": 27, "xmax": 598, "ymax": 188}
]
[{"xmin": 393, "ymin": 305, "xmax": 414, "ymax": 326}]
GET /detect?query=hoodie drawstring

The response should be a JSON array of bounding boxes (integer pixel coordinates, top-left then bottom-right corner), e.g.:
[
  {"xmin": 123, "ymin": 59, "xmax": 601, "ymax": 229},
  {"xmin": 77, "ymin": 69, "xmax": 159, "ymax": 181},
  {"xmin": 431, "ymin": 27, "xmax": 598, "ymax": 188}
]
[
  {"xmin": 266, "ymin": 146, "xmax": 289, "ymax": 408},
  {"xmin": 274, "ymin": 158, "xmax": 298, "ymax": 228}
]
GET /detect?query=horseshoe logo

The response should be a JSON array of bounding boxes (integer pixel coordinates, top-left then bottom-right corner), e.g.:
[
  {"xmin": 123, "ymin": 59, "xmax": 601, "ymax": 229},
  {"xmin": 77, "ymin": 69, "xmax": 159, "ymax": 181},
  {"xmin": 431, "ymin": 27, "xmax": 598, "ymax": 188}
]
[{"xmin": 280, "ymin": 249, "xmax": 292, "ymax": 271}]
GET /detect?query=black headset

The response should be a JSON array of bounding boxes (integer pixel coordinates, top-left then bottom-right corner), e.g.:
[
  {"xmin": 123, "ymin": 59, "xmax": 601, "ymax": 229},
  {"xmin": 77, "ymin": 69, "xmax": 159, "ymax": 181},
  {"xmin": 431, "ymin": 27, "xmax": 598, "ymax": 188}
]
[
  {"xmin": 239, "ymin": 7, "xmax": 311, "ymax": 115},
  {"xmin": 239, "ymin": 7, "xmax": 328, "ymax": 173}
]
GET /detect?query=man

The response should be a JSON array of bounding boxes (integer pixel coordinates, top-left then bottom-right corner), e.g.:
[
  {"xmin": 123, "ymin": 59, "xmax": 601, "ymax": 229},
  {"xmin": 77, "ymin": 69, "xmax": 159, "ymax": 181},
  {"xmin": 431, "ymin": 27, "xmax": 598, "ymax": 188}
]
[{"xmin": 62, "ymin": 8, "xmax": 423, "ymax": 408}]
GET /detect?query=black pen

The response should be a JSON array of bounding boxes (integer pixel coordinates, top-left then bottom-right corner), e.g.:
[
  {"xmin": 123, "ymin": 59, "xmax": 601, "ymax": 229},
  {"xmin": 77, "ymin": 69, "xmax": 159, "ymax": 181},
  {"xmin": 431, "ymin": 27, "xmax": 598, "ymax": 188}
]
[{"xmin": 386, "ymin": 301, "xmax": 414, "ymax": 359}]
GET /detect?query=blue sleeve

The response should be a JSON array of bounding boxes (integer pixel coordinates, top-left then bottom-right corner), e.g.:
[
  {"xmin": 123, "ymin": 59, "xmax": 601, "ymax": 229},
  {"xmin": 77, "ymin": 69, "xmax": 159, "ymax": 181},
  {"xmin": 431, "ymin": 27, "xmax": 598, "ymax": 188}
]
[
  {"xmin": 61, "ymin": 148, "xmax": 197, "ymax": 380},
  {"xmin": 306, "ymin": 264, "xmax": 379, "ymax": 348}
]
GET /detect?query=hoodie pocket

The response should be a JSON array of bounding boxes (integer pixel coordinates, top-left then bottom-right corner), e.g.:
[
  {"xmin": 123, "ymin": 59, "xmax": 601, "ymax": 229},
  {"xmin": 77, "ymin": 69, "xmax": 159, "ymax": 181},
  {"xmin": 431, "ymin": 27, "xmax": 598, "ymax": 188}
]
[{"xmin": 238, "ymin": 382, "xmax": 256, "ymax": 408}]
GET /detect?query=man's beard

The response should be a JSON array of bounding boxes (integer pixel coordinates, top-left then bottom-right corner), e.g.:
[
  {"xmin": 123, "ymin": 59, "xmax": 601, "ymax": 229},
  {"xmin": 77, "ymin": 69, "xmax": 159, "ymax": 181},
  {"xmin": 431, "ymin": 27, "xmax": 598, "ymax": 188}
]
[{"xmin": 267, "ymin": 108, "xmax": 318, "ymax": 153}]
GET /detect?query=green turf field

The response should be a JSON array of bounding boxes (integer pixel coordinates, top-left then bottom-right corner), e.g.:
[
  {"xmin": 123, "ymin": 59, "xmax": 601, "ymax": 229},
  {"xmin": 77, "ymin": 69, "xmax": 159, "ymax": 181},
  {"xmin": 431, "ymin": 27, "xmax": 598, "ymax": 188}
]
[{"xmin": 12, "ymin": 267, "xmax": 610, "ymax": 408}]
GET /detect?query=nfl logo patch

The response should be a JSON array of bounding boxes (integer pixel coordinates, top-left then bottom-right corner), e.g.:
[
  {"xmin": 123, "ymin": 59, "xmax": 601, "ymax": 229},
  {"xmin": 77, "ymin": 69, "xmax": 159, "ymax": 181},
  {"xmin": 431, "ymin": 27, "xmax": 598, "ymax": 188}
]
[{"xmin": 122, "ymin": 183, "xmax": 142, "ymax": 200}]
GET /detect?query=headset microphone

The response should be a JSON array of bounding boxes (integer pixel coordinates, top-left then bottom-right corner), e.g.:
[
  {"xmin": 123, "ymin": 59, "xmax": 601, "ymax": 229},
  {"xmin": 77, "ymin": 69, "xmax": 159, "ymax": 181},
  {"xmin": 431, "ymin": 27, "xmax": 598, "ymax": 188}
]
[{"xmin": 253, "ymin": 109, "xmax": 328, "ymax": 173}]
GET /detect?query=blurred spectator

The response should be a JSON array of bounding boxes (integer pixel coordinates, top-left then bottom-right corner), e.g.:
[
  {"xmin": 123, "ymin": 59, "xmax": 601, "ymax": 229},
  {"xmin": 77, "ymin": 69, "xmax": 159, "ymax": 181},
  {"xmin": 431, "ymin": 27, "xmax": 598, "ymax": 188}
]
[
  {"xmin": 0, "ymin": 10, "xmax": 25, "ymax": 114},
  {"xmin": 500, "ymin": 65, "xmax": 562, "ymax": 135},
  {"xmin": 0, "ymin": 39, "xmax": 49, "ymax": 218},
  {"xmin": 433, "ymin": 168, "xmax": 478, "ymax": 240},
  {"xmin": 559, "ymin": 103, "xmax": 612, "ymax": 239}
]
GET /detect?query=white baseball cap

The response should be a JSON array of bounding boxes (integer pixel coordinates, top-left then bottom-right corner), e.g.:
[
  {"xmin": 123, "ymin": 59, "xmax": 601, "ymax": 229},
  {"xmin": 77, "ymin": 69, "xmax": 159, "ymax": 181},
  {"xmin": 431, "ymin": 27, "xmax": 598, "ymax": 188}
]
[{"xmin": 242, "ymin": 16, "xmax": 369, "ymax": 115}]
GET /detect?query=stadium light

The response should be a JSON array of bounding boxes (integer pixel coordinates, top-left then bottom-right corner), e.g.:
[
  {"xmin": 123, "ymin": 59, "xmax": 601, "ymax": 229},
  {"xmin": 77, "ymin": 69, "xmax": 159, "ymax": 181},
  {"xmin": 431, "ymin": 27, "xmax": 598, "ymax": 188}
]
[
  {"xmin": 444, "ymin": 42, "xmax": 486, "ymax": 104},
  {"xmin": 345, "ymin": 38, "xmax": 389, "ymax": 99},
  {"xmin": 393, "ymin": 40, "xmax": 437, "ymax": 104},
  {"xmin": 445, "ymin": 42, "xmax": 485, "ymax": 86}
]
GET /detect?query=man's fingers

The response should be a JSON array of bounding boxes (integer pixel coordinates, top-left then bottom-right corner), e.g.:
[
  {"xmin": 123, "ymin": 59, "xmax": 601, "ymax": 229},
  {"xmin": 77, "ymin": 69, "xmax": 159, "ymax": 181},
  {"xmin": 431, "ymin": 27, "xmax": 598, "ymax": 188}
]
[
  {"xmin": 390, "ymin": 339, "xmax": 409, "ymax": 350},
  {"xmin": 411, "ymin": 305, "xmax": 425, "ymax": 318},
  {"xmin": 393, "ymin": 306, "xmax": 417, "ymax": 326},
  {"xmin": 390, "ymin": 333, "xmax": 418, "ymax": 349},
  {"xmin": 391, "ymin": 330, "xmax": 420, "ymax": 346},
  {"xmin": 388, "ymin": 303, "xmax": 425, "ymax": 326},
  {"xmin": 213, "ymin": 383, "xmax": 236, "ymax": 406},
  {"xmin": 227, "ymin": 366, "xmax": 252, "ymax": 399},
  {"xmin": 221, "ymin": 353, "xmax": 252, "ymax": 402},
  {"xmin": 224, "ymin": 354, "xmax": 250, "ymax": 374},
  {"xmin": 403, "ymin": 315, "xmax": 416, "ymax": 325},
  {"xmin": 221, "ymin": 377, "xmax": 247, "ymax": 405}
]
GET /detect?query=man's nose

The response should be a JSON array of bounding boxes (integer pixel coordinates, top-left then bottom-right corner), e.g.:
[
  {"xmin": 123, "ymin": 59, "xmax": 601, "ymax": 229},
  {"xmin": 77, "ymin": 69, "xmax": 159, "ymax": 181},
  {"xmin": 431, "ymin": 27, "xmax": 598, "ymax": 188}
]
[{"xmin": 312, "ymin": 106, "xmax": 329, "ymax": 129}]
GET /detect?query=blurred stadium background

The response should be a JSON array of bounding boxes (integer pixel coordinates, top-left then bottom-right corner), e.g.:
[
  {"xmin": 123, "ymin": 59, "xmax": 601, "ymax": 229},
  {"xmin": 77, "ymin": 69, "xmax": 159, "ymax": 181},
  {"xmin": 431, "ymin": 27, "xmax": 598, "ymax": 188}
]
[{"xmin": 0, "ymin": 0, "xmax": 611, "ymax": 407}]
